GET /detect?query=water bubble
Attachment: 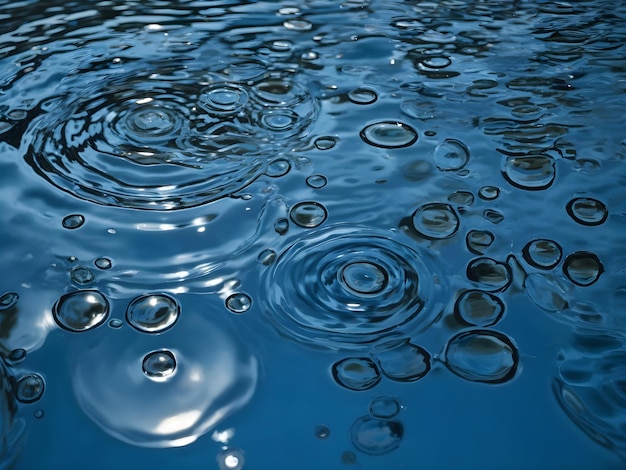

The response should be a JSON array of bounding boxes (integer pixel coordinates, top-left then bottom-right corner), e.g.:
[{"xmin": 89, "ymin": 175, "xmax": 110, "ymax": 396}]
[
  {"xmin": 108, "ymin": 319, "xmax": 124, "ymax": 329},
  {"xmin": 483, "ymin": 209, "xmax": 504, "ymax": 224},
  {"xmin": 198, "ymin": 83, "xmax": 248, "ymax": 115},
  {"xmin": 314, "ymin": 425, "xmax": 330, "ymax": 439},
  {"xmin": 348, "ymin": 88, "xmax": 378, "ymax": 105},
  {"xmin": 466, "ymin": 258, "xmax": 512, "ymax": 292},
  {"xmin": 266, "ymin": 159, "xmax": 291, "ymax": 177},
  {"xmin": 62, "ymin": 214, "xmax": 85, "ymax": 230},
  {"xmin": 0, "ymin": 292, "xmax": 19, "ymax": 311},
  {"xmin": 126, "ymin": 293, "xmax": 180, "ymax": 333},
  {"xmin": 420, "ymin": 56, "xmax": 452, "ymax": 69},
  {"xmin": 411, "ymin": 203, "xmax": 460, "ymax": 239},
  {"xmin": 374, "ymin": 341, "xmax": 430, "ymax": 382},
  {"xmin": 217, "ymin": 448, "xmax": 245, "ymax": 470},
  {"xmin": 53, "ymin": 290, "xmax": 110, "ymax": 332},
  {"xmin": 34, "ymin": 410, "xmax": 44, "ymax": 419},
  {"xmin": 424, "ymin": 130, "xmax": 437, "ymax": 137},
  {"xmin": 257, "ymin": 249, "xmax": 277, "ymax": 266},
  {"xmin": 289, "ymin": 201, "xmax": 328, "ymax": 228},
  {"xmin": 8, "ymin": 349, "xmax": 27, "ymax": 363},
  {"xmin": 314, "ymin": 136, "xmax": 337, "ymax": 150},
  {"xmin": 433, "ymin": 139, "xmax": 469, "ymax": 171},
  {"xmin": 444, "ymin": 330, "xmax": 519, "ymax": 383},
  {"xmin": 466, "ymin": 230, "xmax": 494, "ymax": 255},
  {"xmin": 360, "ymin": 121, "xmax": 418, "ymax": 149},
  {"xmin": 448, "ymin": 191, "xmax": 474, "ymax": 206},
  {"xmin": 283, "ymin": 18, "xmax": 313, "ymax": 31},
  {"xmin": 522, "ymin": 239, "xmax": 562, "ymax": 270},
  {"xmin": 340, "ymin": 262, "xmax": 388, "ymax": 295},
  {"xmin": 274, "ymin": 218, "xmax": 289, "ymax": 235},
  {"xmin": 478, "ymin": 186, "xmax": 500, "ymax": 201},
  {"xmin": 368, "ymin": 396, "xmax": 401, "ymax": 419},
  {"xmin": 142, "ymin": 350, "xmax": 177, "ymax": 382},
  {"xmin": 306, "ymin": 174, "xmax": 328, "ymax": 189},
  {"xmin": 502, "ymin": 155, "xmax": 556, "ymax": 190},
  {"xmin": 15, "ymin": 374, "xmax": 45, "ymax": 403},
  {"xmin": 332, "ymin": 357, "xmax": 381, "ymax": 391},
  {"xmin": 350, "ymin": 416, "xmax": 403, "ymax": 455},
  {"xmin": 70, "ymin": 266, "xmax": 95, "ymax": 285},
  {"xmin": 225, "ymin": 293, "xmax": 252, "ymax": 314},
  {"xmin": 94, "ymin": 257, "xmax": 113, "ymax": 270},
  {"xmin": 454, "ymin": 290, "xmax": 504, "ymax": 327},
  {"xmin": 566, "ymin": 197, "xmax": 608, "ymax": 226},
  {"xmin": 563, "ymin": 252, "xmax": 603, "ymax": 286}
]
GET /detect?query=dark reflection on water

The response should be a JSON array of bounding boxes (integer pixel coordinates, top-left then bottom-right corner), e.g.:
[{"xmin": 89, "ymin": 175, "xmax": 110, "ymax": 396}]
[{"xmin": 1, "ymin": 0, "xmax": 626, "ymax": 468}]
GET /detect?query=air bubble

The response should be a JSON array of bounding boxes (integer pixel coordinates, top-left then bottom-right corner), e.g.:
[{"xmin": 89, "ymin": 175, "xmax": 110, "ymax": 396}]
[
  {"xmin": 454, "ymin": 290, "xmax": 504, "ymax": 326},
  {"xmin": 0, "ymin": 292, "xmax": 18, "ymax": 311},
  {"xmin": 466, "ymin": 230, "xmax": 494, "ymax": 255},
  {"xmin": 483, "ymin": 209, "xmax": 504, "ymax": 224},
  {"xmin": 466, "ymin": 258, "xmax": 512, "ymax": 292},
  {"xmin": 94, "ymin": 257, "xmax": 113, "ymax": 270},
  {"xmin": 314, "ymin": 425, "xmax": 330, "ymax": 439},
  {"xmin": 368, "ymin": 396, "xmax": 401, "ymax": 419},
  {"xmin": 306, "ymin": 175, "xmax": 327, "ymax": 189},
  {"xmin": 444, "ymin": 330, "xmax": 519, "ymax": 383},
  {"xmin": 478, "ymin": 186, "xmax": 500, "ymax": 201},
  {"xmin": 350, "ymin": 416, "xmax": 403, "ymax": 455},
  {"xmin": 109, "ymin": 319, "xmax": 123, "ymax": 329},
  {"xmin": 448, "ymin": 191, "xmax": 474, "ymax": 206},
  {"xmin": 360, "ymin": 121, "xmax": 418, "ymax": 149},
  {"xmin": 566, "ymin": 197, "xmax": 608, "ymax": 226},
  {"xmin": 502, "ymin": 155, "xmax": 556, "ymax": 190},
  {"xmin": 15, "ymin": 374, "xmax": 45, "ymax": 403},
  {"xmin": 283, "ymin": 19, "xmax": 312, "ymax": 31},
  {"xmin": 332, "ymin": 357, "xmax": 381, "ymax": 391},
  {"xmin": 266, "ymin": 159, "xmax": 291, "ymax": 177},
  {"xmin": 274, "ymin": 218, "xmax": 289, "ymax": 235},
  {"xmin": 142, "ymin": 350, "xmax": 177, "ymax": 382},
  {"xmin": 433, "ymin": 139, "xmax": 469, "ymax": 171},
  {"xmin": 563, "ymin": 252, "xmax": 603, "ymax": 286},
  {"xmin": 62, "ymin": 214, "xmax": 85, "ymax": 229},
  {"xmin": 8, "ymin": 348, "xmax": 27, "ymax": 363},
  {"xmin": 348, "ymin": 88, "xmax": 378, "ymax": 105},
  {"xmin": 126, "ymin": 293, "xmax": 180, "ymax": 333},
  {"xmin": 217, "ymin": 448, "xmax": 245, "ymax": 470},
  {"xmin": 522, "ymin": 239, "xmax": 562, "ymax": 269},
  {"xmin": 289, "ymin": 201, "xmax": 328, "ymax": 228},
  {"xmin": 225, "ymin": 293, "xmax": 252, "ymax": 314},
  {"xmin": 411, "ymin": 203, "xmax": 460, "ymax": 239},
  {"xmin": 374, "ymin": 341, "xmax": 430, "ymax": 382},
  {"xmin": 257, "ymin": 249, "xmax": 277, "ymax": 266},
  {"xmin": 53, "ymin": 290, "xmax": 110, "ymax": 332},
  {"xmin": 314, "ymin": 136, "xmax": 337, "ymax": 150},
  {"xmin": 70, "ymin": 266, "xmax": 95, "ymax": 285},
  {"xmin": 340, "ymin": 261, "xmax": 388, "ymax": 295},
  {"xmin": 34, "ymin": 410, "xmax": 44, "ymax": 419}
]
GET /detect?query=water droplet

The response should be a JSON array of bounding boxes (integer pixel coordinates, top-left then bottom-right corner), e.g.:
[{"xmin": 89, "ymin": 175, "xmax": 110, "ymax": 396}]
[
  {"xmin": 94, "ymin": 257, "xmax": 113, "ymax": 270},
  {"xmin": 348, "ymin": 88, "xmax": 378, "ymax": 105},
  {"xmin": 257, "ymin": 249, "xmax": 277, "ymax": 266},
  {"xmin": 108, "ymin": 319, "xmax": 123, "ymax": 329},
  {"xmin": 466, "ymin": 230, "xmax": 494, "ymax": 255},
  {"xmin": 217, "ymin": 448, "xmax": 245, "ymax": 470},
  {"xmin": 274, "ymin": 218, "xmax": 289, "ymax": 235},
  {"xmin": 478, "ymin": 186, "xmax": 500, "ymax": 200},
  {"xmin": 70, "ymin": 266, "xmax": 95, "ymax": 285},
  {"xmin": 454, "ymin": 290, "xmax": 504, "ymax": 327},
  {"xmin": 53, "ymin": 290, "xmax": 110, "ymax": 332},
  {"xmin": 0, "ymin": 292, "xmax": 18, "ymax": 311},
  {"xmin": 522, "ymin": 239, "xmax": 562, "ymax": 269},
  {"xmin": 340, "ymin": 261, "xmax": 388, "ymax": 295},
  {"xmin": 502, "ymin": 155, "xmax": 556, "ymax": 190},
  {"xmin": 566, "ymin": 197, "xmax": 608, "ymax": 226},
  {"xmin": 314, "ymin": 425, "xmax": 330, "ymax": 439},
  {"xmin": 360, "ymin": 121, "xmax": 418, "ymax": 149},
  {"xmin": 314, "ymin": 136, "xmax": 337, "ymax": 150},
  {"xmin": 142, "ymin": 350, "xmax": 177, "ymax": 382},
  {"xmin": 444, "ymin": 330, "xmax": 519, "ymax": 383},
  {"xmin": 8, "ymin": 348, "xmax": 27, "ymax": 363},
  {"xmin": 563, "ymin": 252, "xmax": 603, "ymax": 286},
  {"xmin": 62, "ymin": 214, "xmax": 85, "ymax": 230},
  {"xmin": 411, "ymin": 203, "xmax": 459, "ymax": 239},
  {"xmin": 266, "ymin": 158, "xmax": 291, "ymax": 177},
  {"xmin": 374, "ymin": 341, "xmax": 430, "ymax": 382},
  {"xmin": 483, "ymin": 209, "xmax": 504, "ymax": 224},
  {"xmin": 368, "ymin": 396, "xmax": 401, "ymax": 419},
  {"xmin": 16, "ymin": 374, "xmax": 45, "ymax": 403},
  {"xmin": 448, "ymin": 191, "xmax": 474, "ymax": 206},
  {"xmin": 424, "ymin": 130, "xmax": 437, "ymax": 137},
  {"xmin": 289, "ymin": 201, "xmax": 328, "ymax": 228},
  {"xmin": 306, "ymin": 174, "xmax": 328, "ymax": 189},
  {"xmin": 283, "ymin": 18, "xmax": 312, "ymax": 31},
  {"xmin": 466, "ymin": 258, "xmax": 512, "ymax": 292},
  {"xmin": 350, "ymin": 416, "xmax": 403, "ymax": 455},
  {"xmin": 433, "ymin": 139, "xmax": 469, "ymax": 171},
  {"xmin": 198, "ymin": 83, "xmax": 248, "ymax": 115},
  {"xmin": 225, "ymin": 293, "xmax": 252, "ymax": 314},
  {"xmin": 332, "ymin": 357, "xmax": 381, "ymax": 391},
  {"xmin": 126, "ymin": 293, "xmax": 180, "ymax": 333}
]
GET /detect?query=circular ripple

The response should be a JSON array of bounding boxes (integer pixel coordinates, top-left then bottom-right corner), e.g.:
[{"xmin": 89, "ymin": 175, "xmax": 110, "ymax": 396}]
[
  {"xmin": 259, "ymin": 226, "xmax": 445, "ymax": 350},
  {"xmin": 411, "ymin": 203, "xmax": 460, "ymax": 239},
  {"xmin": 126, "ymin": 294, "xmax": 180, "ymax": 334},
  {"xmin": 360, "ymin": 121, "xmax": 418, "ymax": 149},
  {"xmin": 502, "ymin": 155, "xmax": 556, "ymax": 190},
  {"xmin": 71, "ymin": 311, "xmax": 258, "ymax": 448},
  {"xmin": 566, "ymin": 197, "xmax": 608, "ymax": 226},
  {"xmin": 53, "ymin": 290, "xmax": 110, "ymax": 332}
]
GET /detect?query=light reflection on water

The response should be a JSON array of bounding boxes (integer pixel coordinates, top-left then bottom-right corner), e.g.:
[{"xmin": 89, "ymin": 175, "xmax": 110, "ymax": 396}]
[{"xmin": 0, "ymin": 0, "xmax": 625, "ymax": 468}]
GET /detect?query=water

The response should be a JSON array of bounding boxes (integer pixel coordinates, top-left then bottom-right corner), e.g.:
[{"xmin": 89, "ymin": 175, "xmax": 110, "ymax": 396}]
[{"xmin": 0, "ymin": 0, "xmax": 625, "ymax": 468}]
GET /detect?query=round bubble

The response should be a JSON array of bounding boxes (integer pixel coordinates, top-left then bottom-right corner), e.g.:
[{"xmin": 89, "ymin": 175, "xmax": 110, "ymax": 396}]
[
  {"xmin": 274, "ymin": 218, "xmax": 289, "ymax": 235},
  {"xmin": 478, "ymin": 186, "xmax": 500, "ymax": 201},
  {"xmin": 8, "ymin": 349, "xmax": 27, "ymax": 363},
  {"xmin": 433, "ymin": 139, "xmax": 469, "ymax": 171},
  {"xmin": 448, "ymin": 191, "xmax": 474, "ymax": 206},
  {"xmin": 411, "ymin": 203, "xmax": 460, "ymax": 239},
  {"xmin": 217, "ymin": 447, "xmax": 245, "ymax": 470},
  {"xmin": 444, "ymin": 329, "xmax": 519, "ymax": 383},
  {"xmin": 62, "ymin": 214, "xmax": 85, "ymax": 229},
  {"xmin": 360, "ymin": 121, "xmax": 418, "ymax": 149},
  {"xmin": 94, "ymin": 257, "xmax": 113, "ymax": 270},
  {"xmin": 314, "ymin": 136, "xmax": 337, "ymax": 150},
  {"xmin": 126, "ymin": 293, "xmax": 180, "ymax": 333},
  {"xmin": 225, "ymin": 293, "xmax": 252, "ymax": 314},
  {"xmin": 332, "ymin": 357, "xmax": 381, "ymax": 391},
  {"xmin": 15, "ymin": 374, "xmax": 45, "ymax": 403},
  {"xmin": 53, "ymin": 290, "xmax": 110, "ymax": 332},
  {"xmin": 70, "ymin": 266, "xmax": 95, "ymax": 285},
  {"xmin": 314, "ymin": 425, "xmax": 330, "ymax": 439},
  {"xmin": 340, "ymin": 261, "xmax": 388, "ymax": 295},
  {"xmin": 289, "ymin": 201, "xmax": 328, "ymax": 228},
  {"xmin": 454, "ymin": 290, "xmax": 504, "ymax": 327},
  {"xmin": 502, "ymin": 155, "xmax": 556, "ymax": 190},
  {"xmin": 563, "ymin": 251, "xmax": 603, "ymax": 286},
  {"xmin": 70, "ymin": 312, "xmax": 258, "ymax": 448},
  {"xmin": 0, "ymin": 292, "xmax": 18, "ymax": 311},
  {"xmin": 348, "ymin": 88, "xmax": 378, "ymax": 105},
  {"xmin": 306, "ymin": 174, "xmax": 327, "ymax": 189},
  {"xmin": 374, "ymin": 341, "xmax": 431, "ymax": 382},
  {"xmin": 566, "ymin": 197, "xmax": 608, "ymax": 226},
  {"xmin": 266, "ymin": 159, "xmax": 291, "ymax": 177},
  {"xmin": 368, "ymin": 396, "xmax": 401, "ymax": 419},
  {"xmin": 466, "ymin": 230, "xmax": 494, "ymax": 255},
  {"xmin": 466, "ymin": 258, "xmax": 512, "ymax": 292},
  {"xmin": 350, "ymin": 416, "xmax": 403, "ymax": 455},
  {"xmin": 522, "ymin": 239, "xmax": 562, "ymax": 270}
]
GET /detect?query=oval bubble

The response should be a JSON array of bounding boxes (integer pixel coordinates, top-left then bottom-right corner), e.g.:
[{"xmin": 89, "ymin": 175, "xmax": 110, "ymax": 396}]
[
  {"xmin": 502, "ymin": 155, "xmax": 556, "ymax": 190},
  {"xmin": 0, "ymin": 292, "xmax": 19, "ymax": 311},
  {"xmin": 314, "ymin": 136, "xmax": 337, "ymax": 150},
  {"xmin": 257, "ymin": 249, "xmax": 277, "ymax": 266},
  {"xmin": 70, "ymin": 266, "xmax": 95, "ymax": 285},
  {"xmin": 444, "ymin": 329, "xmax": 519, "ymax": 383},
  {"xmin": 348, "ymin": 88, "xmax": 378, "ymax": 105},
  {"xmin": 454, "ymin": 290, "xmax": 504, "ymax": 327},
  {"xmin": 62, "ymin": 214, "xmax": 85, "ymax": 230},
  {"xmin": 126, "ymin": 293, "xmax": 180, "ymax": 333},
  {"xmin": 466, "ymin": 258, "xmax": 512, "ymax": 292},
  {"xmin": 374, "ymin": 341, "xmax": 430, "ymax": 382},
  {"xmin": 563, "ymin": 251, "xmax": 603, "ymax": 286},
  {"xmin": 53, "ymin": 290, "xmax": 110, "ymax": 332},
  {"xmin": 350, "ymin": 416, "xmax": 403, "ymax": 455},
  {"xmin": 411, "ymin": 203, "xmax": 460, "ymax": 240},
  {"xmin": 566, "ymin": 197, "xmax": 608, "ymax": 226},
  {"xmin": 94, "ymin": 257, "xmax": 113, "ymax": 270},
  {"xmin": 360, "ymin": 121, "xmax": 418, "ymax": 149},
  {"xmin": 466, "ymin": 230, "xmax": 494, "ymax": 255},
  {"xmin": 15, "ymin": 374, "xmax": 45, "ymax": 403},
  {"xmin": 478, "ymin": 186, "xmax": 499, "ymax": 201},
  {"xmin": 225, "ymin": 293, "xmax": 252, "ymax": 314},
  {"xmin": 289, "ymin": 201, "xmax": 328, "ymax": 228},
  {"xmin": 448, "ymin": 191, "xmax": 474, "ymax": 206},
  {"xmin": 522, "ymin": 239, "xmax": 562, "ymax": 270},
  {"xmin": 332, "ymin": 357, "xmax": 381, "ymax": 391},
  {"xmin": 306, "ymin": 174, "xmax": 327, "ymax": 189},
  {"xmin": 433, "ymin": 139, "xmax": 469, "ymax": 171},
  {"xmin": 368, "ymin": 396, "xmax": 401, "ymax": 419},
  {"xmin": 142, "ymin": 350, "xmax": 177, "ymax": 382}
]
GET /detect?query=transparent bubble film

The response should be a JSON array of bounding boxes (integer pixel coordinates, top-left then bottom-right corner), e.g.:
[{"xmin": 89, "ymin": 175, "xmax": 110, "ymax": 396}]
[{"xmin": 0, "ymin": 0, "xmax": 625, "ymax": 469}]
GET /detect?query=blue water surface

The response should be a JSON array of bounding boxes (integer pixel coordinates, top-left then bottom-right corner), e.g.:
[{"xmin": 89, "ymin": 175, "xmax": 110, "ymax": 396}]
[{"xmin": 1, "ymin": 0, "xmax": 626, "ymax": 468}]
